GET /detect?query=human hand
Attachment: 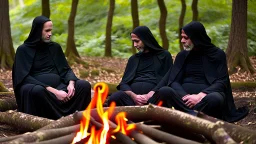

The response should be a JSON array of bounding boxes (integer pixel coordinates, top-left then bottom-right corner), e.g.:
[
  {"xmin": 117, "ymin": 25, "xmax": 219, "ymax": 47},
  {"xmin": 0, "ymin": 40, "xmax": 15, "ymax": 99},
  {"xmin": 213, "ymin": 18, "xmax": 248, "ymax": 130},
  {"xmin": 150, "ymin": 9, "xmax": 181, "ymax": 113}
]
[
  {"xmin": 67, "ymin": 80, "xmax": 75, "ymax": 98},
  {"xmin": 182, "ymin": 93, "xmax": 204, "ymax": 108},
  {"xmin": 136, "ymin": 94, "xmax": 148, "ymax": 105},
  {"xmin": 55, "ymin": 90, "xmax": 69, "ymax": 102},
  {"xmin": 144, "ymin": 91, "xmax": 155, "ymax": 100}
]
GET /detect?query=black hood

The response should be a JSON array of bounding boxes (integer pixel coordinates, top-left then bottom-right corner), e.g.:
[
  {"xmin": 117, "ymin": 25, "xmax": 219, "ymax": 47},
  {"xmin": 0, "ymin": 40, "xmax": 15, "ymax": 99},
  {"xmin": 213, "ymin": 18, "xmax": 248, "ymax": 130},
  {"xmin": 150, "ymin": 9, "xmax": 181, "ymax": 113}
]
[
  {"xmin": 182, "ymin": 21, "xmax": 216, "ymax": 52},
  {"xmin": 24, "ymin": 16, "xmax": 51, "ymax": 47},
  {"xmin": 131, "ymin": 26, "xmax": 164, "ymax": 52}
]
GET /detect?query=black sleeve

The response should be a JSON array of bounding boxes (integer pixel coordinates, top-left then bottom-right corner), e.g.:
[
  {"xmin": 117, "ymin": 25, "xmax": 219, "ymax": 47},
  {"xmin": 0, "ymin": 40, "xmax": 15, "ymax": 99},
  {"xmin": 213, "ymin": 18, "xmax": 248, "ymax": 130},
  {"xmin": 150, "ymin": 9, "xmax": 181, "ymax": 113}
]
[{"xmin": 152, "ymin": 66, "xmax": 171, "ymax": 91}]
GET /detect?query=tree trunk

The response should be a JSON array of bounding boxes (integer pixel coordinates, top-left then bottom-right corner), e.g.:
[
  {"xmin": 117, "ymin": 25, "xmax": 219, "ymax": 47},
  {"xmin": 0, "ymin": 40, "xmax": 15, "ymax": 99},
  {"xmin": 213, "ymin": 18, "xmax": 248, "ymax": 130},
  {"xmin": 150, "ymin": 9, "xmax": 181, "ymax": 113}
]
[
  {"xmin": 105, "ymin": 0, "xmax": 115, "ymax": 57},
  {"xmin": 41, "ymin": 0, "xmax": 50, "ymax": 18},
  {"xmin": 226, "ymin": 0, "xmax": 255, "ymax": 74},
  {"xmin": 191, "ymin": 0, "xmax": 198, "ymax": 21},
  {"xmin": 179, "ymin": 0, "xmax": 186, "ymax": 51},
  {"xmin": 0, "ymin": 0, "xmax": 15, "ymax": 69},
  {"xmin": 157, "ymin": 0, "xmax": 169, "ymax": 50},
  {"xmin": 131, "ymin": 0, "xmax": 139, "ymax": 54},
  {"xmin": 65, "ymin": 0, "xmax": 80, "ymax": 62}
]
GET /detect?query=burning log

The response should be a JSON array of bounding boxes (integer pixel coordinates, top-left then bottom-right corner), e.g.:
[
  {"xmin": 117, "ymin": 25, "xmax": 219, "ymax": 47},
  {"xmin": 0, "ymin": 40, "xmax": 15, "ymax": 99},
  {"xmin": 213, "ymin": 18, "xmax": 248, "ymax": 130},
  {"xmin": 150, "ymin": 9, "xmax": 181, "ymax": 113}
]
[
  {"xmin": 74, "ymin": 105, "xmax": 237, "ymax": 144},
  {"xmin": 0, "ymin": 82, "xmax": 255, "ymax": 144},
  {"xmin": 0, "ymin": 98, "xmax": 17, "ymax": 111}
]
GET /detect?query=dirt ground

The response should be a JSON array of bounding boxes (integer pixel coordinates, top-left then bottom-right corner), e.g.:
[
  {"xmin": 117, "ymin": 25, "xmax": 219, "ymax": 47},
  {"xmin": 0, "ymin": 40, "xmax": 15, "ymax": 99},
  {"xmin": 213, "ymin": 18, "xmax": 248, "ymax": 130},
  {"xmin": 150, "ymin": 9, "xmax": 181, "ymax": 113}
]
[{"xmin": 0, "ymin": 56, "xmax": 255, "ymax": 137}]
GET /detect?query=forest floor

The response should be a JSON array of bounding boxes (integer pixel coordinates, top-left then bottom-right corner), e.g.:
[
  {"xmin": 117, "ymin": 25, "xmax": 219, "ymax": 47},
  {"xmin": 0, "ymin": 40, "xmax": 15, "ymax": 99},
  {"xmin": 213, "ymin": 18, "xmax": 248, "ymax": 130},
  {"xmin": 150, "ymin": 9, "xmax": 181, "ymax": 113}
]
[{"xmin": 0, "ymin": 56, "xmax": 255, "ymax": 137}]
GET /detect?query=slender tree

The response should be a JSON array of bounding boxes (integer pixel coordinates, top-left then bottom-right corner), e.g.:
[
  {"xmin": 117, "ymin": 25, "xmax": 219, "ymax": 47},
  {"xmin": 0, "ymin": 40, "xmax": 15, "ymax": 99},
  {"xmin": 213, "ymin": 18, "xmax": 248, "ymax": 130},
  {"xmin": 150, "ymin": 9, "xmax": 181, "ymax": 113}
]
[
  {"xmin": 0, "ymin": 0, "xmax": 15, "ymax": 69},
  {"xmin": 105, "ymin": 0, "xmax": 115, "ymax": 57},
  {"xmin": 179, "ymin": 0, "xmax": 186, "ymax": 51},
  {"xmin": 131, "ymin": 0, "xmax": 139, "ymax": 54},
  {"xmin": 226, "ymin": 0, "xmax": 255, "ymax": 74},
  {"xmin": 65, "ymin": 0, "xmax": 80, "ymax": 61},
  {"xmin": 157, "ymin": 0, "xmax": 169, "ymax": 50},
  {"xmin": 41, "ymin": 0, "xmax": 50, "ymax": 18},
  {"xmin": 191, "ymin": 0, "xmax": 198, "ymax": 21}
]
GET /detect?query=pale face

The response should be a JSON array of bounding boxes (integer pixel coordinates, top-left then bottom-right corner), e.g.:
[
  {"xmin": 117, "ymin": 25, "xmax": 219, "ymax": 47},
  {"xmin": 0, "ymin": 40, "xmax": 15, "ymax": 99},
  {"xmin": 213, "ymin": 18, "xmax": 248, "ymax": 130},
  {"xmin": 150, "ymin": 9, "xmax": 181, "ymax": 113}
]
[
  {"xmin": 131, "ymin": 33, "xmax": 145, "ymax": 52},
  {"xmin": 181, "ymin": 30, "xmax": 194, "ymax": 51},
  {"xmin": 42, "ymin": 21, "xmax": 53, "ymax": 43}
]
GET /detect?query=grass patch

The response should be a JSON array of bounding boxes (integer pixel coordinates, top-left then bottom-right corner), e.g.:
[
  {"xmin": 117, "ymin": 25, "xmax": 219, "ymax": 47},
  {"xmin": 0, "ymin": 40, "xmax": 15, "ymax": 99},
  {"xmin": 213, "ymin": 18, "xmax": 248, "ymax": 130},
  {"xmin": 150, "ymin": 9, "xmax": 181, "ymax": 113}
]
[
  {"xmin": 91, "ymin": 70, "xmax": 100, "ymax": 76},
  {"xmin": 101, "ymin": 67, "xmax": 115, "ymax": 73},
  {"xmin": 79, "ymin": 71, "xmax": 90, "ymax": 78}
]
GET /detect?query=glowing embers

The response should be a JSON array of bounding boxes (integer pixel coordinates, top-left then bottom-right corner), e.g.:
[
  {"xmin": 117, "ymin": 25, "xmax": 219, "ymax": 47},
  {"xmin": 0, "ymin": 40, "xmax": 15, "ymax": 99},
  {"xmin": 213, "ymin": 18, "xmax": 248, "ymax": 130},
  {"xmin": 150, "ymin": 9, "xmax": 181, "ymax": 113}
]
[{"xmin": 72, "ymin": 82, "xmax": 135, "ymax": 144}]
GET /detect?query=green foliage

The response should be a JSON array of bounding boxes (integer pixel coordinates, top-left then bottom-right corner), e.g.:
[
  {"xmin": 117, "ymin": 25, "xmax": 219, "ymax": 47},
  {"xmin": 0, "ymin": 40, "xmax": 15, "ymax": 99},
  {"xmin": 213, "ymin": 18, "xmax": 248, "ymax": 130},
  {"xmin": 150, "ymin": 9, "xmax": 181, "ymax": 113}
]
[
  {"xmin": 91, "ymin": 69, "xmax": 100, "ymax": 76},
  {"xmin": 9, "ymin": 0, "xmax": 256, "ymax": 56},
  {"xmin": 79, "ymin": 71, "xmax": 89, "ymax": 78}
]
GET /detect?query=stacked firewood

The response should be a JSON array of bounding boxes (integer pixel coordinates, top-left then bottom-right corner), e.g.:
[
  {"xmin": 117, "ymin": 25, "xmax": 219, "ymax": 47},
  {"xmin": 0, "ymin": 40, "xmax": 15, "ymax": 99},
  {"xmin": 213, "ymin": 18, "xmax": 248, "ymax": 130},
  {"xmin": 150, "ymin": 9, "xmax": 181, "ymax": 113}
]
[{"xmin": 0, "ymin": 104, "xmax": 255, "ymax": 144}]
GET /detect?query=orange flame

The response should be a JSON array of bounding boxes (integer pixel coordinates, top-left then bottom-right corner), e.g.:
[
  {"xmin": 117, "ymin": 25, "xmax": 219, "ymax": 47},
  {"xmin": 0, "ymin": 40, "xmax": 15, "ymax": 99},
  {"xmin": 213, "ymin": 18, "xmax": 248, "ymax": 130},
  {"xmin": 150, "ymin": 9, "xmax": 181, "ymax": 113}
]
[
  {"xmin": 72, "ymin": 82, "xmax": 135, "ymax": 144},
  {"xmin": 157, "ymin": 100, "xmax": 163, "ymax": 106}
]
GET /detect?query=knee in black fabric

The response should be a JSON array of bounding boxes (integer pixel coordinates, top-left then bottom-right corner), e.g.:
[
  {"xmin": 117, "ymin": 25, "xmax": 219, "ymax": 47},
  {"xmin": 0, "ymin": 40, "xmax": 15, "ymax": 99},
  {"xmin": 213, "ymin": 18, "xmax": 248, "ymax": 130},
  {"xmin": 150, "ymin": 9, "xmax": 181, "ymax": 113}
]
[
  {"xmin": 76, "ymin": 80, "xmax": 91, "ymax": 90},
  {"xmin": 204, "ymin": 92, "xmax": 224, "ymax": 108},
  {"xmin": 108, "ymin": 91, "xmax": 124, "ymax": 103},
  {"xmin": 158, "ymin": 86, "xmax": 176, "ymax": 99},
  {"xmin": 31, "ymin": 85, "xmax": 46, "ymax": 97}
]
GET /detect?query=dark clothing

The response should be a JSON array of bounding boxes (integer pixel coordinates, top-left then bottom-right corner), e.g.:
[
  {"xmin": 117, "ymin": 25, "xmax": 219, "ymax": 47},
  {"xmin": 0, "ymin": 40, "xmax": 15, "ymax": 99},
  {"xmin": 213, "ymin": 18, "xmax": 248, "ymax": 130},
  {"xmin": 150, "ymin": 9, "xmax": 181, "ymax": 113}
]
[
  {"xmin": 155, "ymin": 87, "xmax": 224, "ymax": 119},
  {"xmin": 117, "ymin": 50, "xmax": 173, "ymax": 92},
  {"xmin": 109, "ymin": 26, "xmax": 173, "ymax": 106},
  {"xmin": 18, "ymin": 80, "xmax": 91, "ymax": 120},
  {"xmin": 12, "ymin": 16, "xmax": 91, "ymax": 119},
  {"xmin": 154, "ymin": 21, "xmax": 248, "ymax": 122},
  {"xmin": 109, "ymin": 82, "xmax": 156, "ymax": 106},
  {"xmin": 132, "ymin": 52, "xmax": 156, "ymax": 85}
]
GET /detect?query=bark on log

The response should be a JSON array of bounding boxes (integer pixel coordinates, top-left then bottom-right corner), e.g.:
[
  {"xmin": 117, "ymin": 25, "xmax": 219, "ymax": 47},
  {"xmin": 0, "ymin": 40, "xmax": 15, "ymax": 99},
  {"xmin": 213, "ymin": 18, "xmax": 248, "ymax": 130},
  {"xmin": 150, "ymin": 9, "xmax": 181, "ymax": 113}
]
[
  {"xmin": 7, "ymin": 125, "xmax": 80, "ymax": 143},
  {"xmin": 0, "ymin": 98, "xmax": 17, "ymax": 111},
  {"xmin": 135, "ymin": 123, "xmax": 201, "ymax": 144},
  {"xmin": 0, "ymin": 110, "xmax": 53, "ymax": 132},
  {"xmin": 38, "ymin": 114, "xmax": 76, "ymax": 130},
  {"xmin": 197, "ymin": 112, "xmax": 256, "ymax": 144},
  {"xmin": 75, "ymin": 105, "xmax": 236, "ymax": 143},
  {"xmin": 34, "ymin": 133, "xmax": 76, "ymax": 144}
]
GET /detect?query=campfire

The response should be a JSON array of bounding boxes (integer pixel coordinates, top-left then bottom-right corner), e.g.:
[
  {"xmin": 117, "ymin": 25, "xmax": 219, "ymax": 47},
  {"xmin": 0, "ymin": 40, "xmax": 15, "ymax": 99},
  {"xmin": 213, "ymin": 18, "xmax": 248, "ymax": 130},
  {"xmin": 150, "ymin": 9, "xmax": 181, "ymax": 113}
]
[
  {"xmin": 72, "ymin": 82, "xmax": 136, "ymax": 144},
  {"xmin": 0, "ymin": 82, "xmax": 255, "ymax": 143}
]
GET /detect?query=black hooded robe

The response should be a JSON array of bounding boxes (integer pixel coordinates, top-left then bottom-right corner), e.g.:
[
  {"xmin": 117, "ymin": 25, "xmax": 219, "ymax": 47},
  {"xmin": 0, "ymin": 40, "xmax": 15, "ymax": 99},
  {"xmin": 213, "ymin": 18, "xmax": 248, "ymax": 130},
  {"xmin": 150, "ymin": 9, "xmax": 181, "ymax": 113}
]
[
  {"xmin": 153, "ymin": 21, "xmax": 248, "ymax": 122},
  {"xmin": 12, "ymin": 16, "xmax": 91, "ymax": 120},
  {"xmin": 108, "ymin": 26, "xmax": 173, "ymax": 106}
]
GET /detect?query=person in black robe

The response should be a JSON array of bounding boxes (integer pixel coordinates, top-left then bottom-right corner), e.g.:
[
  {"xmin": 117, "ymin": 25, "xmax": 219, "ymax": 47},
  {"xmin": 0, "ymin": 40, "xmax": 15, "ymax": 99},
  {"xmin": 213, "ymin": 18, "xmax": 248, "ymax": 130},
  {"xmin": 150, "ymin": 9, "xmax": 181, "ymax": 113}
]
[
  {"xmin": 108, "ymin": 26, "xmax": 173, "ymax": 106},
  {"xmin": 152, "ymin": 21, "xmax": 248, "ymax": 122},
  {"xmin": 12, "ymin": 16, "xmax": 91, "ymax": 120}
]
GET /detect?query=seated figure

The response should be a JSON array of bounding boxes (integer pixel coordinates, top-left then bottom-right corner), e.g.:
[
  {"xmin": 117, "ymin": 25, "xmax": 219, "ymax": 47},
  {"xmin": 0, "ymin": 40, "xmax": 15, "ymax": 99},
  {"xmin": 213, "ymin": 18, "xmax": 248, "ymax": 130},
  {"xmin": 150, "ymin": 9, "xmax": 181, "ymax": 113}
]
[
  {"xmin": 153, "ymin": 21, "xmax": 248, "ymax": 122},
  {"xmin": 12, "ymin": 16, "xmax": 91, "ymax": 120},
  {"xmin": 108, "ymin": 26, "xmax": 173, "ymax": 106}
]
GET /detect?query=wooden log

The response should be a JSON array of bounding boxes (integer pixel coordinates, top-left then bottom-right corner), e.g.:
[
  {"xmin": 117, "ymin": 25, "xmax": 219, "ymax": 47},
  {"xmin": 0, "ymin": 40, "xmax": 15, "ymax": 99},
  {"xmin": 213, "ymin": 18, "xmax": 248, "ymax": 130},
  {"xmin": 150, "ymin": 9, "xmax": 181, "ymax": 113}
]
[
  {"xmin": 0, "ymin": 98, "xmax": 17, "ymax": 111},
  {"xmin": 135, "ymin": 123, "xmax": 201, "ymax": 144},
  {"xmin": 0, "ymin": 110, "xmax": 53, "ymax": 132},
  {"xmin": 75, "ymin": 105, "xmax": 236, "ymax": 143},
  {"xmin": 197, "ymin": 112, "xmax": 256, "ymax": 144},
  {"xmin": 6, "ymin": 124, "xmax": 80, "ymax": 143},
  {"xmin": 33, "ymin": 133, "xmax": 76, "ymax": 144},
  {"xmin": 38, "ymin": 114, "xmax": 76, "ymax": 130}
]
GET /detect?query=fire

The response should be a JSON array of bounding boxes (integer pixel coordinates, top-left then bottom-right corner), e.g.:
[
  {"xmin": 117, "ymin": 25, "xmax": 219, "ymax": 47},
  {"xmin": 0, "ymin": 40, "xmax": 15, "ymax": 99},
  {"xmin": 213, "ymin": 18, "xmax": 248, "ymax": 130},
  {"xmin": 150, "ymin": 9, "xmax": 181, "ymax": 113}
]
[{"xmin": 72, "ymin": 82, "xmax": 136, "ymax": 144}]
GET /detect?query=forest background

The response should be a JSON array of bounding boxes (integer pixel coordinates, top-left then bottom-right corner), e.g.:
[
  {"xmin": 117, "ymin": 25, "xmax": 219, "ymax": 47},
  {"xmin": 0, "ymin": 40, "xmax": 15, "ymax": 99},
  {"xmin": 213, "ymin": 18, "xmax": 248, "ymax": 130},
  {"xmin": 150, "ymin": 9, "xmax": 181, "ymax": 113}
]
[
  {"xmin": 0, "ymin": 0, "xmax": 255, "ymax": 135},
  {"xmin": 9, "ymin": 0, "xmax": 256, "ymax": 58}
]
